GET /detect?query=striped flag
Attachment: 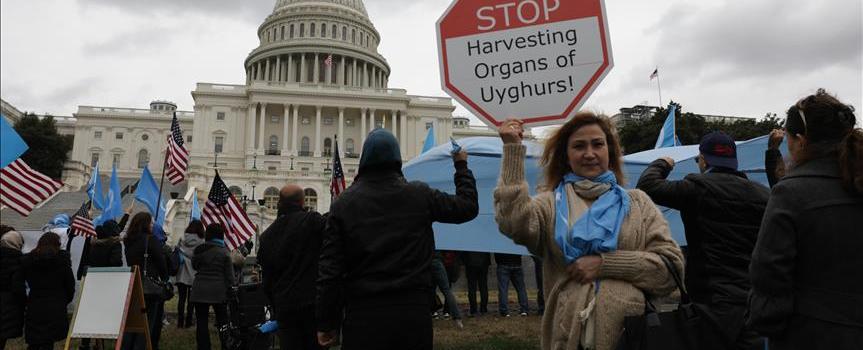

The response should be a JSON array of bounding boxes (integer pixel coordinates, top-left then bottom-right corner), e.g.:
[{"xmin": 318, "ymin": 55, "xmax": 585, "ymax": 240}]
[
  {"xmin": 0, "ymin": 158, "xmax": 63, "ymax": 216},
  {"xmin": 71, "ymin": 201, "xmax": 96, "ymax": 238},
  {"xmin": 201, "ymin": 173, "xmax": 256, "ymax": 250},
  {"xmin": 166, "ymin": 112, "xmax": 189, "ymax": 185},
  {"xmin": 324, "ymin": 54, "xmax": 333, "ymax": 67},
  {"xmin": 330, "ymin": 138, "xmax": 346, "ymax": 198}
]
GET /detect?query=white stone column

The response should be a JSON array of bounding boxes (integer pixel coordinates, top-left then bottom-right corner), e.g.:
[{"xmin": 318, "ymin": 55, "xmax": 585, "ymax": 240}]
[
  {"xmin": 287, "ymin": 54, "xmax": 294, "ymax": 82},
  {"xmin": 340, "ymin": 56, "xmax": 346, "ymax": 85},
  {"xmin": 369, "ymin": 108, "xmax": 376, "ymax": 131},
  {"xmin": 391, "ymin": 111, "xmax": 398, "ymax": 138},
  {"xmin": 265, "ymin": 59, "xmax": 271, "ymax": 81},
  {"xmin": 258, "ymin": 103, "xmax": 267, "ymax": 151},
  {"xmin": 275, "ymin": 56, "xmax": 281, "ymax": 82},
  {"xmin": 400, "ymin": 111, "xmax": 408, "ymax": 157},
  {"xmin": 363, "ymin": 62, "xmax": 368, "ymax": 87},
  {"xmin": 360, "ymin": 108, "xmax": 367, "ymax": 149},
  {"xmin": 247, "ymin": 103, "xmax": 257, "ymax": 154},
  {"xmin": 300, "ymin": 54, "xmax": 307, "ymax": 82},
  {"xmin": 291, "ymin": 105, "xmax": 299, "ymax": 155},
  {"xmin": 313, "ymin": 54, "xmax": 320, "ymax": 83},
  {"xmin": 338, "ymin": 108, "xmax": 345, "ymax": 157},
  {"xmin": 314, "ymin": 105, "xmax": 322, "ymax": 157},
  {"xmin": 256, "ymin": 62, "xmax": 262, "ymax": 80},
  {"xmin": 352, "ymin": 59, "xmax": 357, "ymax": 86},
  {"xmin": 282, "ymin": 104, "xmax": 290, "ymax": 155}
]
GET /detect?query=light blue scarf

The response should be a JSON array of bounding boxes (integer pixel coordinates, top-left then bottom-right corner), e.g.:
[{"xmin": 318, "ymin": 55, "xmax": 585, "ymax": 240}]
[{"xmin": 554, "ymin": 171, "xmax": 630, "ymax": 265}]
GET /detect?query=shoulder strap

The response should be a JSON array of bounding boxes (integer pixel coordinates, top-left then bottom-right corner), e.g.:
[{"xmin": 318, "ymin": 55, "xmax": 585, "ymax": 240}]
[{"xmin": 658, "ymin": 254, "xmax": 690, "ymax": 304}]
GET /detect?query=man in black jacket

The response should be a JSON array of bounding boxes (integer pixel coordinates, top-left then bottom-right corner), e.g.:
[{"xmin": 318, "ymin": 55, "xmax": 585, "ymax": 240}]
[
  {"xmin": 637, "ymin": 131, "xmax": 770, "ymax": 350},
  {"xmin": 316, "ymin": 129, "xmax": 478, "ymax": 350},
  {"xmin": 258, "ymin": 185, "xmax": 326, "ymax": 350}
]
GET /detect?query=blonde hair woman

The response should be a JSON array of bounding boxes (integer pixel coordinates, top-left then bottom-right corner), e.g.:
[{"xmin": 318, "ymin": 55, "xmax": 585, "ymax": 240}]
[{"xmin": 494, "ymin": 114, "xmax": 684, "ymax": 350}]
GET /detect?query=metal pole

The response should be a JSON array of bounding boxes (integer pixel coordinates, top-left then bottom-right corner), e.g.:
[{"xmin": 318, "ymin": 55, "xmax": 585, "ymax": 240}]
[{"xmin": 656, "ymin": 69, "xmax": 663, "ymax": 107}]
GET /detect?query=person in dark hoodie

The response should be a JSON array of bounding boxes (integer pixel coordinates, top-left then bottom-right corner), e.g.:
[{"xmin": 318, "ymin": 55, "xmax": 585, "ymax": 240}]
[
  {"xmin": 258, "ymin": 185, "xmax": 326, "ymax": 350},
  {"xmin": 316, "ymin": 128, "xmax": 479, "ymax": 349},
  {"xmin": 175, "ymin": 220, "xmax": 205, "ymax": 329},
  {"xmin": 20, "ymin": 232, "xmax": 76, "ymax": 350},
  {"xmin": 0, "ymin": 226, "xmax": 26, "ymax": 349},
  {"xmin": 637, "ymin": 131, "xmax": 770, "ymax": 350},
  {"xmin": 123, "ymin": 212, "xmax": 169, "ymax": 350},
  {"xmin": 191, "ymin": 224, "xmax": 235, "ymax": 350}
]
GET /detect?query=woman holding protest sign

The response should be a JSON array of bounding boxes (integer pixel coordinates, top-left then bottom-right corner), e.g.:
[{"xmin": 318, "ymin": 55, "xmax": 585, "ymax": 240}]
[{"xmin": 493, "ymin": 113, "xmax": 684, "ymax": 350}]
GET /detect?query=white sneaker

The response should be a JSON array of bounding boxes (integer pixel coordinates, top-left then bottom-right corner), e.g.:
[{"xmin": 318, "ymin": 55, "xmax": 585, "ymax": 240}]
[
  {"xmin": 519, "ymin": 312, "xmax": 528, "ymax": 317},
  {"xmin": 455, "ymin": 320, "xmax": 464, "ymax": 329}
]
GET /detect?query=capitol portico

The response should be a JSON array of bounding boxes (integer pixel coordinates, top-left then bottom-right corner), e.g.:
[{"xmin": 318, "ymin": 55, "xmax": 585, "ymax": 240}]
[{"xmin": 4, "ymin": 0, "xmax": 498, "ymax": 241}]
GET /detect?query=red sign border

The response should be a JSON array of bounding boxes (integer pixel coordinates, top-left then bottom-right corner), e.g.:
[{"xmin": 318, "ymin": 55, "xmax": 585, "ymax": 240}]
[{"xmin": 436, "ymin": 0, "xmax": 614, "ymax": 127}]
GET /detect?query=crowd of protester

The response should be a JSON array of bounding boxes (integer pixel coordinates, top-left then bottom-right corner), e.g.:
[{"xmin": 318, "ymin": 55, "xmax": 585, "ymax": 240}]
[{"xmin": 0, "ymin": 89, "xmax": 860, "ymax": 350}]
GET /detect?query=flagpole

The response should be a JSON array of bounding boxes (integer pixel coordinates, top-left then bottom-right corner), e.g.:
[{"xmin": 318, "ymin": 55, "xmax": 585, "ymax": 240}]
[
  {"xmin": 656, "ymin": 67, "xmax": 663, "ymax": 107},
  {"xmin": 143, "ymin": 140, "xmax": 170, "ymax": 278}
]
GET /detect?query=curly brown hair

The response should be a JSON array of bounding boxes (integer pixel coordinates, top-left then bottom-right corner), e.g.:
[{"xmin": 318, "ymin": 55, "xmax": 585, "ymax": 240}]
[{"xmin": 540, "ymin": 112, "xmax": 625, "ymax": 191}]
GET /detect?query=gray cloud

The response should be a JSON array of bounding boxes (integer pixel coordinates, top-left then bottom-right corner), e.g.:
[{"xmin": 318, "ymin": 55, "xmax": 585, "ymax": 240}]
[
  {"xmin": 82, "ymin": 0, "xmax": 273, "ymax": 22},
  {"xmin": 83, "ymin": 26, "xmax": 176, "ymax": 55}
]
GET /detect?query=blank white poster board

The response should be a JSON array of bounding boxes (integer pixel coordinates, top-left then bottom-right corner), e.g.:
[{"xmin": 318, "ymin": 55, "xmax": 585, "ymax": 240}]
[{"xmin": 69, "ymin": 269, "xmax": 133, "ymax": 338}]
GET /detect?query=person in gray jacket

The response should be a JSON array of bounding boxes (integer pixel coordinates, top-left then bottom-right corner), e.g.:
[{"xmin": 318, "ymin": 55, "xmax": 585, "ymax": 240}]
[
  {"xmin": 175, "ymin": 220, "xmax": 205, "ymax": 329},
  {"xmin": 191, "ymin": 224, "xmax": 235, "ymax": 350}
]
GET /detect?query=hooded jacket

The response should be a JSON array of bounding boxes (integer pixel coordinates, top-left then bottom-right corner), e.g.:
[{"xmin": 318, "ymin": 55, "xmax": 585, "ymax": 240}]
[
  {"xmin": 317, "ymin": 129, "xmax": 479, "ymax": 331},
  {"xmin": 191, "ymin": 241, "xmax": 235, "ymax": 304},
  {"xmin": 175, "ymin": 233, "xmax": 204, "ymax": 286},
  {"xmin": 20, "ymin": 250, "xmax": 76, "ymax": 345},
  {"xmin": 0, "ymin": 246, "xmax": 25, "ymax": 339}
]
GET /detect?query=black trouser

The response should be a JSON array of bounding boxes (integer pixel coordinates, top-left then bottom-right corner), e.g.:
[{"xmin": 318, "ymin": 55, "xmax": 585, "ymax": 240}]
[
  {"xmin": 532, "ymin": 256, "xmax": 545, "ymax": 313},
  {"xmin": 26, "ymin": 343, "xmax": 53, "ymax": 350},
  {"xmin": 276, "ymin": 305, "xmax": 321, "ymax": 350},
  {"xmin": 120, "ymin": 295, "xmax": 164, "ymax": 350},
  {"xmin": 465, "ymin": 265, "xmax": 489, "ymax": 314},
  {"xmin": 342, "ymin": 303, "xmax": 432, "ymax": 350},
  {"xmin": 195, "ymin": 303, "xmax": 228, "ymax": 350},
  {"xmin": 176, "ymin": 283, "xmax": 194, "ymax": 327}
]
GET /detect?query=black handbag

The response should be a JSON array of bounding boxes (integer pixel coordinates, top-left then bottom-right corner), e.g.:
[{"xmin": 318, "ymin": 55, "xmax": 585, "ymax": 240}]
[
  {"xmin": 616, "ymin": 255, "xmax": 703, "ymax": 350},
  {"xmin": 143, "ymin": 274, "xmax": 175, "ymax": 301}
]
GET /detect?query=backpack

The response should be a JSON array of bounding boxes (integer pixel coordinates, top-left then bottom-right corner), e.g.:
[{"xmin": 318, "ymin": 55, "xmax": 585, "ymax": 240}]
[{"xmin": 167, "ymin": 245, "xmax": 181, "ymax": 276}]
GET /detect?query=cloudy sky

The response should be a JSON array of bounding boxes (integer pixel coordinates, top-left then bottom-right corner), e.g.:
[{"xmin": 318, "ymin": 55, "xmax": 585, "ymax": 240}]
[{"xmin": 2, "ymin": 0, "xmax": 860, "ymax": 127}]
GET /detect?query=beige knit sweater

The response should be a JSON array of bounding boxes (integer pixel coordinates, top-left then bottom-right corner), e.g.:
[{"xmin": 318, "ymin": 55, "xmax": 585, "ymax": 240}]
[{"xmin": 494, "ymin": 144, "xmax": 684, "ymax": 350}]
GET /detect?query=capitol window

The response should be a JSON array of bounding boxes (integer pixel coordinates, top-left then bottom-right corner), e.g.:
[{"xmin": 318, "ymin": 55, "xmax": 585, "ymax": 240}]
[
  {"xmin": 303, "ymin": 188, "xmax": 317, "ymax": 211},
  {"xmin": 187, "ymin": 135, "xmax": 192, "ymax": 143},
  {"xmin": 352, "ymin": 28, "xmax": 356, "ymax": 43},
  {"xmin": 346, "ymin": 139, "xmax": 355, "ymax": 154},
  {"xmin": 112, "ymin": 154, "xmax": 121, "ymax": 168},
  {"xmin": 270, "ymin": 115, "xmax": 279, "ymax": 123},
  {"xmin": 290, "ymin": 24, "xmax": 295, "ymax": 38},
  {"xmin": 302, "ymin": 117, "xmax": 310, "ymax": 125},
  {"xmin": 137, "ymin": 149, "xmax": 149, "ymax": 169},
  {"xmin": 264, "ymin": 187, "xmax": 279, "ymax": 210},
  {"xmin": 331, "ymin": 25, "xmax": 337, "ymax": 39},
  {"xmin": 281, "ymin": 26, "xmax": 285, "ymax": 40},
  {"xmin": 94, "ymin": 131, "xmax": 102, "ymax": 139},
  {"xmin": 141, "ymin": 134, "xmax": 149, "ymax": 141},
  {"xmin": 299, "ymin": 23, "xmax": 305, "ymax": 37},
  {"xmin": 321, "ymin": 23, "xmax": 326, "ymax": 37},
  {"xmin": 345, "ymin": 118, "xmax": 354, "ymax": 127},
  {"xmin": 214, "ymin": 136, "xmax": 224, "ymax": 154},
  {"xmin": 91, "ymin": 153, "xmax": 100, "ymax": 168},
  {"xmin": 342, "ymin": 26, "xmax": 346, "ymax": 40},
  {"xmin": 217, "ymin": 112, "xmax": 225, "ymax": 120},
  {"xmin": 426, "ymin": 122, "xmax": 434, "ymax": 130},
  {"xmin": 310, "ymin": 23, "xmax": 315, "ymax": 37},
  {"xmin": 116, "ymin": 132, "xmax": 124, "ymax": 140},
  {"xmin": 323, "ymin": 117, "xmax": 333, "ymax": 125}
]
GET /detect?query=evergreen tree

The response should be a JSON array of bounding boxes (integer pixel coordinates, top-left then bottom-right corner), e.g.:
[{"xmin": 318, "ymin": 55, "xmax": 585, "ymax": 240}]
[{"xmin": 14, "ymin": 113, "xmax": 73, "ymax": 179}]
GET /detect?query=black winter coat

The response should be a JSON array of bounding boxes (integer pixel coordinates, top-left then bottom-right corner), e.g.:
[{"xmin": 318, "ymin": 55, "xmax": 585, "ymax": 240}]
[
  {"xmin": 88, "ymin": 237, "xmax": 124, "ymax": 268},
  {"xmin": 0, "ymin": 247, "xmax": 25, "ymax": 340},
  {"xmin": 258, "ymin": 204, "xmax": 326, "ymax": 317},
  {"xmin": 748, "ymin": 157, "xmax": 863, "ymax": 348},
  {"xmin": 637, "ymin": 160, "xmax": 770, "ymax": 305},
  {"xmin": 20, "ymin": 251, "xmax": 76, "ymax": 345},
  {"xmin": 124, "ymin": 235, "xmax": 168, "ymax": 282},
  {"xmin": 191, "ymin": 241, "xmax": 234, "ymax": 304},
  {"xmin": 317, "ymin": 160, "xmax": 478, "ymax": 331}
]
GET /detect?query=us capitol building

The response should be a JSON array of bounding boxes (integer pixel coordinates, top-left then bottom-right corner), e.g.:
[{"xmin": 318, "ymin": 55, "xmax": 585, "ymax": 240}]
[{"xmin": 1, "ymin": 0, "xmax": 499, "ymax": 241}]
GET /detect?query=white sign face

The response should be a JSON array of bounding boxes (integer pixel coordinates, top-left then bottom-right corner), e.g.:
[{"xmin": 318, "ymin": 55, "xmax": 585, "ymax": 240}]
[{"xmin": 437, "ymin": 0, "xmax": 613, "ymax": 127}]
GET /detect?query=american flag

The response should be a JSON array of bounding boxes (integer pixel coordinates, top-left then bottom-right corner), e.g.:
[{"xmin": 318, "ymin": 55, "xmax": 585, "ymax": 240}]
[
  {"xmin": 330, "ymin": 137, "xmax": 346, "ymax": 198},
  {"xmin": 324, "ymin": 54, "xmax": 333, "ymax": 67},
  {"xmin": 165, "ymin": 112, "xmax": 189, "ymax": 185},
  {"xmin": 71, "ymin": 201, "xmax": 97, "ymax": 238},
  {"xmin": 201, "ymin": 173, "xmax": 256, "ymax": 250},
  {"xmin": 649, "ymin": 68, "xmax": 659, "ymax": 80},
  {"xmin": 0, "ymin": 158, "xmax": 63, "ymax": 216}
]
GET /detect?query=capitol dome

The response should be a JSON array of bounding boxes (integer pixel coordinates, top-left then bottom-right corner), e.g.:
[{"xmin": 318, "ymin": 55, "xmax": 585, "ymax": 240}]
[{"xmin": 245, "ymin": 0, "xmax": 390, "ymax": 88}]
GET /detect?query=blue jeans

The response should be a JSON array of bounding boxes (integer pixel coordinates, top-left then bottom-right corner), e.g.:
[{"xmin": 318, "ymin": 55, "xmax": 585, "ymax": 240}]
[
  {"xmin": 431, "ymin": 259, "xmax": 461, "ymax": 319},
  {"xmin": 496, "ymin": 265, "xmax": 528, "ymax": 315}
]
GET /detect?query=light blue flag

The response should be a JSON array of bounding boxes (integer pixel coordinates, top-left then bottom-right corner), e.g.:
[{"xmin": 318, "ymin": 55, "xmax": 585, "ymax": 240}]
[
  {"xmin": 87, "ymin": 164, "xmax": 106, "ymax": 210},
  {"xmin": 95, "ymin": 166, "xmax": 124, "ymax": 225},
  {"xmin": 135, "ymin": 166, "xmax": 166, "ymax": 227},
  {"xmin": 422, "ymin": 125, "xmax": 436, "ymax": 154},
  {"xmin": 190, "ymin": 193, "xmax": 201, "ymax": 222},
  {"xmin": 0, "ymin": 115, "xmax": 28, "ymax": 168},
  {"xmin": 654, "ymin": 104, "xmax": 679, "ymax": 149}
]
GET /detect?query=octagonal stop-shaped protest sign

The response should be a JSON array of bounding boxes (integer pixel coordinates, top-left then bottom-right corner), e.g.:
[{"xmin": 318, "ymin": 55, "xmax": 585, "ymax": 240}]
[{"xmin": 437, "ymin": 0, "xmax": 613, "ymax": 127}]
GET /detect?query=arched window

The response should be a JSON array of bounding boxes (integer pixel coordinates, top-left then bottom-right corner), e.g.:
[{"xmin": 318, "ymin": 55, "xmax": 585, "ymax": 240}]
[
  {"xmin": 310, "ymin": 23, "xmax": 316, "ymax": 37},
  {"xmin": 331, "ymin": 24, "xmax": 337, "ymax": 39},
  {"xmin": 352, "ymin": 28, "xmax": 356, "ymax": 43},
  {"xmin": 137, "ymin": 149, "xmax": 149, "ymax": 169},
  {"xmin": 300, "ymin": 23, "xmax": 305, "ymax": 37},
  {"xmin": 264, "ymin": 187, "xmax": 279, "ymax": 210},
  {"xmin": 290, "ymin": 24, "xmax": 295, "ymax": 38},
  {"xmin": 269, "ymin": 135, "xmax": 279, "ymax": 155},
  {"xmin": 324, "ymin": 138, "xmax": 332, "ymax": 157},
  {"xmin": 303, "ymin": 188, "xmax": 317, "ymax": 211},
  {"xmin": 229, "ymin": 186, "xmax": 243, "ymax": 198},
  {"xmin": 321, "ymin": 23, "xmax": 326, "ymax": 37},
  {"xmin": 280, "ymin": 26, "xmax": 285, "ymax": 40},
  {"xmin": 346, "ymin": 138, "xmax": 355, "ymax": 155},
  {"xmin": 301, "ymin": 137, "xmax": 310, "ymax": 156},
  {"xmin": 342, "ymin": 26, "xmax": 347, "ymax": 40}
]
